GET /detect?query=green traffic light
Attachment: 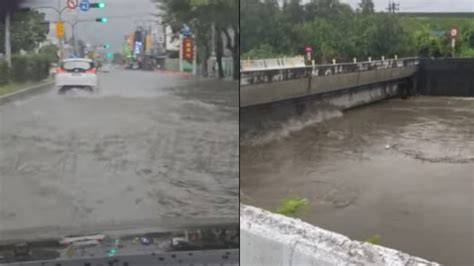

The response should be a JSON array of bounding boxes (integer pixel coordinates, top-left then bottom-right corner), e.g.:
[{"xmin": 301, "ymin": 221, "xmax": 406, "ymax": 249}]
[
  {"xmin": 95, "ymin": 17, "xmax": 107, "ymax": 23},
  {"xmin": 98, "ymin": 3, "xmax": 106, "ymax": 8}
]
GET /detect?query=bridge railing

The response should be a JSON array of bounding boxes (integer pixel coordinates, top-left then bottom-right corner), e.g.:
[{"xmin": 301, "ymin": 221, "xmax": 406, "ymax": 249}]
[
  {"xmin": 240, "ymin": 57, "xmax": 420, "ymax": 86},
  {"xmin": 240, "ymin": 56, "xmax": 307, "ymax": 71}
]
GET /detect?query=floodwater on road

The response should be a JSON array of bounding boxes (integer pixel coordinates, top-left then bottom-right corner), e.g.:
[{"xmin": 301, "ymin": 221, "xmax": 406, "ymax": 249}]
[
  {"xmin": 241, "ymin": 96, "xmax": 474, "ymax": 265},
  {"xmin": 0, "ymin": 70, "xmax": 238, "ymax": 240}
]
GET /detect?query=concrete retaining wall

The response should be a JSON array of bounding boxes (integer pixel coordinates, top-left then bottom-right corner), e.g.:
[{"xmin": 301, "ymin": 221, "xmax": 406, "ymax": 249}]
[
  {"xmin": 241, "ymin": 204, "xmax": 439, "ymax": 266},
  {"xmin": 240, "ymin": 66, "xmax": 417, "ymax": 107},
  {"xmin": 419, "ymin": 58, "xmax": 474, "ymax": 96}
]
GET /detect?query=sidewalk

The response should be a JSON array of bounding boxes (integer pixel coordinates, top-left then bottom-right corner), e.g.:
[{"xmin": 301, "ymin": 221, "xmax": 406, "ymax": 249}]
[{"xmin": 0, "ymin": 78, "xmax": 54, "ymax": 105}]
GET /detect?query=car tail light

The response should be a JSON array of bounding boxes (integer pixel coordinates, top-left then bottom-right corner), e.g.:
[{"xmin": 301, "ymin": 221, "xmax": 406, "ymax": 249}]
[
  {"xmin": 86, "ymin": 68, "xmax": 97, "ymax": 74},
  {"xmin": 57, "ymin": 67, "xmax": 65, "ymax": 74}
]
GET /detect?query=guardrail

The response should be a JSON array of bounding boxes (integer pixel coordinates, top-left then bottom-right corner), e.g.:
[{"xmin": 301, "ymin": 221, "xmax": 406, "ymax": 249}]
[{"xmin": 240, "ymin": 57, "xmax": 420, "ymax": 86}]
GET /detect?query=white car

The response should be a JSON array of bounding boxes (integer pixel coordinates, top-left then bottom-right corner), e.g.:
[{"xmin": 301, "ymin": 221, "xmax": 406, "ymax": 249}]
[
  {"xmin": 101, "ymin": 64, "xmax": 112, "ymax": 73},
  {"xmin": 55, "ymin": 58, "xmax": 98, "ymax": 94}
]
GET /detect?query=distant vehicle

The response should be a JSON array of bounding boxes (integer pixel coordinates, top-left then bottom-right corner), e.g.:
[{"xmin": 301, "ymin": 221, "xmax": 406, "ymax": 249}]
[
  {"xmin": 55, "ymin": 58, "xmax": 98, "ymax": 94},
  {"xmin": 101, "ymin": 64, "xmax": 112, "ymax": 73}
]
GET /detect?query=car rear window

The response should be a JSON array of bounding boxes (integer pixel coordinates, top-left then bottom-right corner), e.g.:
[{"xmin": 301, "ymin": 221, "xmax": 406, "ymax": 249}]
[{"xmin": 62, "ymin": 61, "xmax": 94, "ymax": 72}]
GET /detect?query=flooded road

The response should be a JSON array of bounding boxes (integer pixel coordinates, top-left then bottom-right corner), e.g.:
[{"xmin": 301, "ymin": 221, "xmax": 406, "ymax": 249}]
[
  {"xmin": 0, "ymin": 70, "xmax": 238, "ymax": 240},
  {"xmin": 241, "ymin": 97, "xmax": 474, "ymax": 265}
]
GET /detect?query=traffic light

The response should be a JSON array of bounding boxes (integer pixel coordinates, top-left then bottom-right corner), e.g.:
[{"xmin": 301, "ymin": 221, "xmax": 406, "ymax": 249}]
[
  {"xmin": 90, "ymin": 2, "xmax": 106, "ymax": 8},
  {"xmin": 56, "ymin": 21, "xmax": 65, "ymax": 39},
  {"xmin": 96, "ymin": 17, "xmax": 108, "ymax": 23},
  {"xmin": 103, "ymin": 44, "xmax": 111, "ymax": 49}
]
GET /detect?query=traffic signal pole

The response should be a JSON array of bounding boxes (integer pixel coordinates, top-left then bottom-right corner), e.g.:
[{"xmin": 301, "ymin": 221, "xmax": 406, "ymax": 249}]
[
  {"xmin": 193, "ymin": 34, "xmax": 197, "ymax": 76},
  {"xmin": 34, "ymin": 4, "xmax": 69, "ymax": 61}
]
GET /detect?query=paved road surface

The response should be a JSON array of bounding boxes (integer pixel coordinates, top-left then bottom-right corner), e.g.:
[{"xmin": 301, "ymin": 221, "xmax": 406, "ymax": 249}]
[
  {"xmin": 0, "ymin": 70, "xmax": 238, "ymax": 240},
  {"xmin": 241, "ymin": 97, "xmax": 474, "ymax": 265}
]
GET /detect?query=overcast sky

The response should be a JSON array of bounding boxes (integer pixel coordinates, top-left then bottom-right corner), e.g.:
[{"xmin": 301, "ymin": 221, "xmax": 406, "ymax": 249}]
[
  {"xmin": 25, "ymin": 0, "xmax": 158, "ymax": 52},
  {"xmin": 24, "ymin": 0, "xmax": 474, "ymax": 52}
]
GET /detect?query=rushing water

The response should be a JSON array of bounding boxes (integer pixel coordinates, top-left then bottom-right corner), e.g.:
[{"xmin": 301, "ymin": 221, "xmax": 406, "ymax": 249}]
[
  {"xmin": 0, "ymin": 70, "xmax": 239, "ymax": 241},
  {"xmin": 241, "ymin": 96, "xmax": 474, "ymax": 265}
]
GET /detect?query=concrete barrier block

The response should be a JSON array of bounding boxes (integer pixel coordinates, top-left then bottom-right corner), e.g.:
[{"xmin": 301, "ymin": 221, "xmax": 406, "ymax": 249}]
[{"xmin": 241, "ymin": 204, "xmax": 439, "ymax": 266}]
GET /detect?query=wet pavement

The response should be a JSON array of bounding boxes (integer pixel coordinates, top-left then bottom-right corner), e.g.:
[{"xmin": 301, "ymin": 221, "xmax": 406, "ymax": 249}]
[
  {"xmin": 0, "ymin": 69, "xmax": 238, "ymax": 240},
  {"xmin": 241, "ymin": 97, "xmax": 474, "ymax": 265}
]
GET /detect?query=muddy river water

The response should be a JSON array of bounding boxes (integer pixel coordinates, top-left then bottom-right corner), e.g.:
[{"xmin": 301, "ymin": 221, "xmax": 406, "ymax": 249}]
[{"xmin": 241, "ymin": 96, "xmax": 473, "ymax": 265}]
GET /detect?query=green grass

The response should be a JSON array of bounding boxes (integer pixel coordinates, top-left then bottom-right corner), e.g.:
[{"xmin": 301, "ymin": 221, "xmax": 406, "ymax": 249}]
[
  {"xmin": 0, "ymin": 79, "xmax": 52, "ymax": 97},
  {"xmin": 365, "ymin": 234, "xmax": 382, "ymax": 245},
  {"xmin": 276, "ymin": 197, "xmax": 309, "ymax": 218}
]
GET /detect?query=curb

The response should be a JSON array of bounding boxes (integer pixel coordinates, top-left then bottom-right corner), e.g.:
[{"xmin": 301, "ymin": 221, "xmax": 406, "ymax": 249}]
[
  {"xmin": 155, "ymin": 70, "xmax": 193, "ymax": 77},
  {"xmin": 0, "ymin": 79, "xmax": 54, "ymax": 105}
]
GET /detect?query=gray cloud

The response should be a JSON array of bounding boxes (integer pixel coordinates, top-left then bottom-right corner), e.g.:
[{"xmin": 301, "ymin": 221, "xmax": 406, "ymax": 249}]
[{"xmin": 25, "ymin": 0, "xmax": 158, "ymax": 51}]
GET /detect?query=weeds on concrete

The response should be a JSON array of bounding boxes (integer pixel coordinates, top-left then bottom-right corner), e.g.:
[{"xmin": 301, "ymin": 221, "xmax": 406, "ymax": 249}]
[
  {"xmin": 365, "ymin": 234, "xmax": 382, "ymax": 245},
  {"xmin": 276, "ymin": 197, "xmax": 309, "ymax": 218}
]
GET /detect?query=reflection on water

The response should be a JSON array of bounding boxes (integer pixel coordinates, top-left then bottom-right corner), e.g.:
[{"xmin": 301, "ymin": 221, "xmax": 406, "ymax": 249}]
[{"xmin": 241, "ymin": 96, "xmax": 474, "ymax": 265}]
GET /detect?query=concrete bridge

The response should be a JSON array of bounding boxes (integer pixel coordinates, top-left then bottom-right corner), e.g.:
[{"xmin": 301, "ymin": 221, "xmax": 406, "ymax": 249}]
[{"xmin": 240, "ymin": 57, "xmax": 474, "ymax": 109}]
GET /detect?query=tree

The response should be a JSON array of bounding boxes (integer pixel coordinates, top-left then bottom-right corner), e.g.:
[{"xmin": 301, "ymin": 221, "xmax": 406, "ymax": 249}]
[
  {"xmin": 38, "ymin": 44, "xmax": 58, "ymax": 63},
  {"xmin": 413, "ymin": 25, "xmax": 445, "ymax": 57},
  {"xmin": 155, "ymin": 0, "xmax": 239, "ymax": 79},
  {"xmin": 358, "ymin": 0, "xmax": 374, "ymax": 14},
  {"xmin": 0, "ymin": 10, "xmax": 49, "ymax": 53},
  {"xmin": 1, "ymin": 0, "xmax": 26, "ymax": 67}
]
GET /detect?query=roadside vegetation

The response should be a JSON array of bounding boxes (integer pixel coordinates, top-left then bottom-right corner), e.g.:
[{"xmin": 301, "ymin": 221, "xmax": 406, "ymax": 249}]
[
  {"xmin": 1, "ymin": 7, "xmax": 56, "ymax": 95},
  {"xmin": 241, "ymin": 0, "xmax": 474, "ymax": 61},
  {"xmin": 154, "ymin": 0, "xmax": 239, "ymax": 79}
]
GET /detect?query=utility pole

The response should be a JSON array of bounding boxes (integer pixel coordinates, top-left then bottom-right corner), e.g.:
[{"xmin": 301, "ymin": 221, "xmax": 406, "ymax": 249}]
[
  {"xmin": 387, "ymin": 0, "xmax": 399, "ymax": 13},
  {"xmin": 4, "ymin": 11, "xmax": 11, "ymax": 68}
]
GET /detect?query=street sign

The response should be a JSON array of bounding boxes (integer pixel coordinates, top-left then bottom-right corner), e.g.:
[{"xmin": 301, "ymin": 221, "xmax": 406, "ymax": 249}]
[
  {"xmin": 181, "ymin": 24, "xmax": 192, "ymax": 37},
  {"xmin": 183, "ymin": 37, "xmax": 193, "ymax": 61},
  {"xmin": 80, "ymin": 0, "xmax": 90, "ymax": 12},
  {"xmin": 304, "ymin": 45, "xmax": 312, "ymax": 61},
  {"xmin": 450, "ymin": 27, "xmax": 458, "ymax": 39},
  {"xmin": 67, "ymin": 0, "xmax": 79, "ymax": 9},
  {"xmin": 56, "ymin": 22, "xmax": 65, "ymax": 39}
]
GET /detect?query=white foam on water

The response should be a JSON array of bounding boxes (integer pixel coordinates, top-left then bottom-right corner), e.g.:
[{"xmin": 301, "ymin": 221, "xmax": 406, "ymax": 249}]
[
  {"xmin": 243, "ymin": 109, "xmax": 343, "ymax": 146},
  {"xmin": 183, "ymin": 99, "xmax": 218, "ymax": 111}
]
